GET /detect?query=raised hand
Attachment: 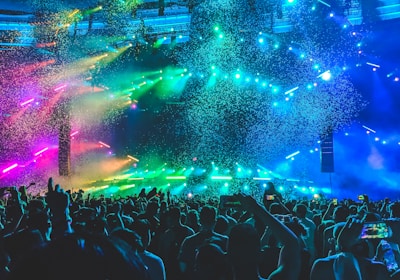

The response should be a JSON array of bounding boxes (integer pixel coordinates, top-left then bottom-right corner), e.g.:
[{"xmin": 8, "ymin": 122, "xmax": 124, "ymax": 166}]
[
  {"xmin": 232, "ymin": 192, "xmax": 258, "ymax": 212},
  {"xmin": 336, "ymin": 218, "xmax": 363, "ymax": 252},
  {"xmin": 46, "ymin": 177, "xmax": 70, "ymax": 218}
]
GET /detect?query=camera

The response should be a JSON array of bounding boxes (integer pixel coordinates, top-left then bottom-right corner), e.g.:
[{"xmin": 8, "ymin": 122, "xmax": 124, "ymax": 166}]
[
  {"xmin": 265, "ymin": 195, "xmax": 275, "ymax": 201},
  {"xmin": 219, "ymin": 195, "xmax": 241, "ymax": 209}
]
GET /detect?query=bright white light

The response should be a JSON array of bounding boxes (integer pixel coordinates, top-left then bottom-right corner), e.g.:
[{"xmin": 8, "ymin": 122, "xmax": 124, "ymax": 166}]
[{"xmin": 321, "ymin": 71, "xmax": 332, "ymax": 81}]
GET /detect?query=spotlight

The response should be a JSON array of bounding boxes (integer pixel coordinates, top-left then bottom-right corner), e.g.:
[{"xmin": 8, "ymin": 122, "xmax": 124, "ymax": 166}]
[{"xmin": 321, "ymin": 71, "xmax": 331, "ymax": 81}]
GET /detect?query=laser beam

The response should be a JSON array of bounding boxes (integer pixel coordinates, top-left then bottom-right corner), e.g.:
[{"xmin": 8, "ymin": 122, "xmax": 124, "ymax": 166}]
[
  {"xmin": 285, "ymin": 151, "xmax": 300, "ymax": 159},
  {"xmin": 2, "ymin": 163, "xmax": 18, "ymax": 173}
]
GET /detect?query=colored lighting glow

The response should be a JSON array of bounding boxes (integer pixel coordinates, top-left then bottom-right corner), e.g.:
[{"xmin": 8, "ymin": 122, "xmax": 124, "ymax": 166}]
[
  {"xmin": 54, "ymin": 84, "xmax": 67, "ymax": 92},
  {"xmin": 166, "ymin": 176, "xmax": 187, "ymax": 180},
  {"xmin": 362, "ymin": 125, "xmax": 376, "ymax": 133},
  {"xmin": 235, "ymin": 73, "xmax": 241, "ymax": 79},
  {"xmin": 318, "ymin": 0, "xmax": 331, "ymax": 7},
  {"xmin": 68, "ymin": 9, "xmax": 80, "ymax": 18},
  {"xmin": 20, "ymin": 98, "xmax": 35, "ymax": 107},
  {"xmin": 211, "ymin": 176, "xmax": 232, "ymax": 180},
  {"xmin": 70, "ymin": 131, "xmax": 79, "ymax": 137},
  {"xmin": 127, "ymin": 178, "xmax": 144, "ymax": 181},
  {"xmin": 322, "ymin": 71, "xmax": 331, "ymax": 80},
  {"xmin": 98, "ymin": 141, "xmax": 111, "ymax": 148},
  {"xmin": 2, "ymin": 163, "xmax": 18, "ymax": 173},
  {"xmin": 34, "ymin": 147, "xmax": 49, "ymax": 156},
  {"xmin": 253, "ymin": 177, "xmax": 272, "ymax": 181},
  {"xmin": 284, "ymin": 86, "xmax": 299, "ymax": 95},
  {"xmin": 285, "ymin": 151, "xmax": 300, "ymax": 159},
  {"xmin": 287, "ymin": 178, "xmax": 300, "ymax": 182},
  {"xmin": 127, "ymin": 155, "xmax": 140, "ymax": 162},
  {"xmin": 366, "ymin": 62, "xmax": 381, "ymax": 68}
]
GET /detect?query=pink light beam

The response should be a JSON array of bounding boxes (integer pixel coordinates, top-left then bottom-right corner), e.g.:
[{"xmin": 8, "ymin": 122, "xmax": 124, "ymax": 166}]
[
  {"xmin": 70, "ymin": 131, "xmax": 79, "ymax": 137},
  {"xmin": 2, "ymin": 163, "xmax": 18, "ymax": 173},
  {"xmin": 54, "ymin": 84, "xmax": 67, "ymax": 92},
  {"xmin": 20, "ymin": 98, "xmax": 35, "ymax": 107},
  {"xmin": 98, "ymin": 141, "xmax": 111, "ymax": 148},
  {"xmin": 34, "ymin": 147, "xmax": 49, "ymax": 156}
]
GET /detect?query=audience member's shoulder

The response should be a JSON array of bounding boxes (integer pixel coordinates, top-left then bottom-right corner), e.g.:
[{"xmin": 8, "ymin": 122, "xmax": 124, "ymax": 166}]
[
  {"xmin": 214, "ymin": 231, "xmax": 228, "ymax": 239},
  {"xmin": 183, "ymin": 224, "xmax": 195, "ymax": 234}
]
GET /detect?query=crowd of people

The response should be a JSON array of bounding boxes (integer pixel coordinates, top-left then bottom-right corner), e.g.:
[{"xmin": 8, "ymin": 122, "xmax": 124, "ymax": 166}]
[{"xmin": 1, "ymin": 178, "xmax": 400, "ymax": 279}]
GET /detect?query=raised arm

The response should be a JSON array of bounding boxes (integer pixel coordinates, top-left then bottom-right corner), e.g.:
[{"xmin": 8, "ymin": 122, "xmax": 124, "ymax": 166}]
[
  {"xmin": 234, "ymin": 193, "xmax": 301, "ymax": 280},
  {"xmin": 45, "ymin": 177, "xmax": 73, "ymax": 238}
]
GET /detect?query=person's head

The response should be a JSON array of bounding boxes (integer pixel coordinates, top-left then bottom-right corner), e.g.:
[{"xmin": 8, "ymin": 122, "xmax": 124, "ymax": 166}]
[
  {"xmin": 294, "ymin": 203, "xmax": 308, "ymax": 219},
  {"xmin": 200, "ymin": 205, "xmax": 217, "ymax": 229},
  {"xmin": 111, "ymin": 228, "xmax": 144, "ymax": 252},
  {"xmin": 389, "ymin": 202, "xmax": 400, "ymax": 218},
  {"xmin": 349, "ymin": 205, "xmax": 358, "ymax": 215},
  {"xmin": 186, "ymin": 209, "xmax": 200, "ymax": 225},
  {"xmin": 227, "ymin": 223, "xmax": 261, "ymax": 268},
  {"xmin": 269, "ymin": 203, "xmax": 285, "ymax": 215},
  {"xmin": 333, "ymin": 206, "xmax": 350, "ymax": 223},
  {"xmin": 215, "ymin": 215, "xmax": 229, "ymax": 235},
  {"xmin": 267, "ymin": 182, "xmax": 276, "ymax": 191},
  {"xmin": 159, "ymin": 200, "xmax": 168, "ymax": 213},
  {"xmin": 145, "ymin": 200, "xmax": 159, "ymax": 216},
  {"xmin": 166, "ymin": 206, "xmax": 182, "ymax": 226},
  {"xmin": 131, "ymin": 219, "xmax": 151, "ymax": 250}
]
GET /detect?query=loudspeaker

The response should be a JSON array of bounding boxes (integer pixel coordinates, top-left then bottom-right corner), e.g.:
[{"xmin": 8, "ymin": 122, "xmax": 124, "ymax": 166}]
[
  {"xmin": 320, "ymin": 132, "xmax": 334, "ymax": 173},
  {"xmin": 58, "ymin": 102, "xmax": 71, "ymax": 177},
  {"xmin": 58, "ymin": 122, "xmax": 71, "ymax": 176}
]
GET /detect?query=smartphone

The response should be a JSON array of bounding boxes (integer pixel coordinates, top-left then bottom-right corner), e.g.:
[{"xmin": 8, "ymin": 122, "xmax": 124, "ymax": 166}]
[
  {"xmin": 219, "ymin": 195, "xmax": 241, "ymax": 209},
  {"xmin": 266, "ymin": 195, "xmax": 275, "ymax": 201},
  {"xmin": 360, "ymin": 222, "xmax": 392, "ymax": 239},
  {"xmin": 333, "ymin": 198, "xmax": 338, "ymax": 206},
  {"xmin": 358, "ymin": 195, "xmax": 365, "ymax": 201}
]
